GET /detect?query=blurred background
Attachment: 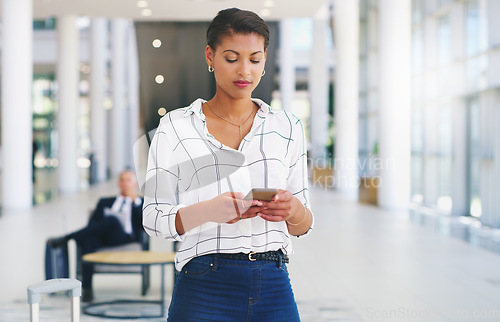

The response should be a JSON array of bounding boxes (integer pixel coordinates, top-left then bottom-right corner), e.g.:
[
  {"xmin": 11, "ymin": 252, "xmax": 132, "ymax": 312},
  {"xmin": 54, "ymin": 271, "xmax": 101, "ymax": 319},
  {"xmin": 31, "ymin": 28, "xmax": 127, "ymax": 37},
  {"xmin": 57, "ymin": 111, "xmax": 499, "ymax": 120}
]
[
  {"xmin": 1, "ymin": 0, "xmax": 500, "ymax": 320},
  {"xmin": 2, "ymin": 0, "xmax": 497, "ymax": 248}
]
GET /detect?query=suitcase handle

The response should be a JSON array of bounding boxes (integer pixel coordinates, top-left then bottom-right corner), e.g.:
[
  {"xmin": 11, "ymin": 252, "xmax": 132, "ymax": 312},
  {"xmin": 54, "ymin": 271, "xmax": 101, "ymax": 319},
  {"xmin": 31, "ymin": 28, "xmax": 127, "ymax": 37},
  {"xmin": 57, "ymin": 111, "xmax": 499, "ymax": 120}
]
[{"xmin": 27, "ymin": 278, "xmax": 81, "ymax": 322}]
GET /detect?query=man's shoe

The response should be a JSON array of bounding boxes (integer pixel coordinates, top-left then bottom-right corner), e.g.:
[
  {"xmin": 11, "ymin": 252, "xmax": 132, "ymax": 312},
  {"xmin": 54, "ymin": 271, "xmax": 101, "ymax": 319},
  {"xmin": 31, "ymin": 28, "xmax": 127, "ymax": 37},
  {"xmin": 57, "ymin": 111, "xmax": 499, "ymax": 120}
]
[{"xmin": 82, "ymin": 288, "xmax": 93, "ymax": 302}]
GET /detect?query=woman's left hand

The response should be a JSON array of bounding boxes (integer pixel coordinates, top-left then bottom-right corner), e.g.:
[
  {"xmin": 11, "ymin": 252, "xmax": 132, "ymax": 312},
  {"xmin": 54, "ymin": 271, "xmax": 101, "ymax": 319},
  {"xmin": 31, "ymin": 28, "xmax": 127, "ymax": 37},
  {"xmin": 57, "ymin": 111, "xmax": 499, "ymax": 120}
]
[{"xmin": 257, "ymin": 189, "xmax": 301, "ymax": 222}]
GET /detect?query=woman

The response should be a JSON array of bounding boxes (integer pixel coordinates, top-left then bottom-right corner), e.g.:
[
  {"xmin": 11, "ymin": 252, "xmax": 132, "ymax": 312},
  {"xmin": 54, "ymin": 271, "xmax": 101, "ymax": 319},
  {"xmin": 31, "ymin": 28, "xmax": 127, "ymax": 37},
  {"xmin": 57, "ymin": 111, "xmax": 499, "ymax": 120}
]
[{"xmin": 143, "ymin": 8, "xmax": 313, "ymax": 321}]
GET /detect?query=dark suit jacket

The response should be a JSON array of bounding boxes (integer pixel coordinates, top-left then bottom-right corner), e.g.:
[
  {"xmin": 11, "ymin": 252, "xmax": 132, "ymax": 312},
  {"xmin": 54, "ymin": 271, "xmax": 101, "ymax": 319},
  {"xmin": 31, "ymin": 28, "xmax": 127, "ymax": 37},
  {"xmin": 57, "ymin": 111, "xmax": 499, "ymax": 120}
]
[{"xmin": 89, "ymin": 196, "xmax": 144, "ymax": 243}]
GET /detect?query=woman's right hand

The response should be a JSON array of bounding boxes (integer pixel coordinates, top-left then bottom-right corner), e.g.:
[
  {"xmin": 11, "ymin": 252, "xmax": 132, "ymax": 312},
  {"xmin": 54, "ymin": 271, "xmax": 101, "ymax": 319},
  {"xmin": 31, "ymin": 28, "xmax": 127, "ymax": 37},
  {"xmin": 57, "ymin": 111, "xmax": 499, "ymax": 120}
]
[
  {"xmin": 175, "ymin": 192, "xmax": 266, "ymax": 234},
  {"xmin": 207, "ymin": 192, "xmax": 264, "ymax": 224}
]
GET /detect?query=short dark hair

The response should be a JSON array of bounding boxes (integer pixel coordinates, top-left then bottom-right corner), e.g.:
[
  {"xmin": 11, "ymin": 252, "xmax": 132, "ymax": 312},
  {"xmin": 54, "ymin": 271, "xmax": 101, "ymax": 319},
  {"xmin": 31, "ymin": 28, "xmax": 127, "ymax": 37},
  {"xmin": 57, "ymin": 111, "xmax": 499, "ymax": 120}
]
[{"xmin": 207, "ymin": 8, "xmax": 270, "ymax": 51}]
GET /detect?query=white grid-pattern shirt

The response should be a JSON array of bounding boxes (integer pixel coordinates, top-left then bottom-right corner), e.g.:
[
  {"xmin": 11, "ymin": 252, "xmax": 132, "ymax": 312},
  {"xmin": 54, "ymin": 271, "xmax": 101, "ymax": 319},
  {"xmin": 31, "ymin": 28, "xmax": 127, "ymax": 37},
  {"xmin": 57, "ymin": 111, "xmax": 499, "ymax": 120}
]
[{"xmin": 143, "ymin": 98, "xmax": 313, "ymax": 271}]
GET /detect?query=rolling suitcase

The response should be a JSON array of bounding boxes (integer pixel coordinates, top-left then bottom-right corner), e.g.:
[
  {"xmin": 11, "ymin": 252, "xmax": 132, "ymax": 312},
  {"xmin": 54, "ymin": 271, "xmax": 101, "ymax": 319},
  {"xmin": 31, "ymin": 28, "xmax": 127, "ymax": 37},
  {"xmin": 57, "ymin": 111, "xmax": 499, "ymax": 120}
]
[
  {"xmin": 45, "ymin": 238, "xmax": 69, "ymax": 279},
  {"xmin": 28, "ymin": 278, "xmax": 81, "ymax": 322}
]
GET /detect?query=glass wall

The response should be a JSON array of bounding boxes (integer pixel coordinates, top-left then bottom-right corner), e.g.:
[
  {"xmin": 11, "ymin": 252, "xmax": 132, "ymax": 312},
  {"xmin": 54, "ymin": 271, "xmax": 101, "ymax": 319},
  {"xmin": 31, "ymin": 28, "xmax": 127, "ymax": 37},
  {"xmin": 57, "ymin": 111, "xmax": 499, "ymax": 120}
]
[
  {"xmin": 32, "ymin": 75, "xmax": 58, "ymax": 204},
  {"xmin": 358, "ymin": 0, "xmax": 379, "ymax": 178},
  {"xmin": 410, "ymin": 0, "xmax": 500, "ymax": 228},
  {"xmin": 31, "ymin": 67, "xmax": 93, "ymax": 204}
]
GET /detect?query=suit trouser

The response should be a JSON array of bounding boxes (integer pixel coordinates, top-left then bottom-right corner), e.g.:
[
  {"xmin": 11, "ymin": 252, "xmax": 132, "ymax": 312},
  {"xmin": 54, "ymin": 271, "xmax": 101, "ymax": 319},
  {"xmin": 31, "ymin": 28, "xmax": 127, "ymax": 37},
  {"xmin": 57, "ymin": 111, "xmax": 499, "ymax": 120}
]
[{"xmin": 70, "ymin": 216, "xmax": 133, "ymax": 289}]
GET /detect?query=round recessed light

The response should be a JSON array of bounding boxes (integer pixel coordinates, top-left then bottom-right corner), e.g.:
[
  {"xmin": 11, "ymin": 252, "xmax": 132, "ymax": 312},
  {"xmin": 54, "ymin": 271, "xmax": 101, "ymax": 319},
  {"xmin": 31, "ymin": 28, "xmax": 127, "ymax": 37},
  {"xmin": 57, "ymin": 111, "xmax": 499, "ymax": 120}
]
[
  {"xmin": 158, "ymin": 107, "xmax": 167, "ymax": 116},
  {"xmin": 137, "ymin": 0, "xmax": 148, "ymax": 8},
  {"xmin": 155, "ymin": 75, "xmax": 165, "ymax": 84},
  {"xmin": 152, "ymin": 39, "xmax": 162, "ymax": 48},
  {"xmin": 141, "ymin": 8, "xmax": 152, "ymax": 16}
]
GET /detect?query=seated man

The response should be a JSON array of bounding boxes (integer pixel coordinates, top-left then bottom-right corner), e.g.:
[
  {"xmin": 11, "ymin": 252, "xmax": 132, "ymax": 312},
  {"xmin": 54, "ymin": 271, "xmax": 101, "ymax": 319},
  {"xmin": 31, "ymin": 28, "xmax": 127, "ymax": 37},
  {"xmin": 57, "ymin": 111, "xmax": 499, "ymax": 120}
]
[{"xmin": 50, "ymin": 170, "xmax": 144, "ymax": 302}]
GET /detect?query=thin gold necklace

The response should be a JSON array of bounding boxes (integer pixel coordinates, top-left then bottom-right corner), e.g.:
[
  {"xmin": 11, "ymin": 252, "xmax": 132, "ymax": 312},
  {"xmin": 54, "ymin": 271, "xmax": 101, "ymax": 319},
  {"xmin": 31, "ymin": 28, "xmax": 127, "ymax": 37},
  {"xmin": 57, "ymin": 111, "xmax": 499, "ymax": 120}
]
[{"xmin": 205, "ymin": 101, "xmax": 255, "ymax": 141}]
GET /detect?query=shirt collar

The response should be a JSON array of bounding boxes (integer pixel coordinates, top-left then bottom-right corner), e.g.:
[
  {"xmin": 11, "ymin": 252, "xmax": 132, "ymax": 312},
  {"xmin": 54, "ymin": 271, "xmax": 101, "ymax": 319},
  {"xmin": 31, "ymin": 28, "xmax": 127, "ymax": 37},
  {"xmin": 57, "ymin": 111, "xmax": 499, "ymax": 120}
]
[
  {"xmin": 117, "ymin": 195, "xmax": 141, "ymax": 206},
  {"xmin": 183, "ymin": 98, "xmax": 276, "ymax": 121}
]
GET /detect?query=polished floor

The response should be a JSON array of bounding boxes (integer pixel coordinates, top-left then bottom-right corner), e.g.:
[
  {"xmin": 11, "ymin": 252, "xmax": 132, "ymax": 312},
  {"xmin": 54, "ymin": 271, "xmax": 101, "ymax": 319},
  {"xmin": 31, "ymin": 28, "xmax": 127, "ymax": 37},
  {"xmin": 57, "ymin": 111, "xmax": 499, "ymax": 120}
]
[{"xmin": 1, "ymin": 179, "xmax": 500, "ymax": 321}]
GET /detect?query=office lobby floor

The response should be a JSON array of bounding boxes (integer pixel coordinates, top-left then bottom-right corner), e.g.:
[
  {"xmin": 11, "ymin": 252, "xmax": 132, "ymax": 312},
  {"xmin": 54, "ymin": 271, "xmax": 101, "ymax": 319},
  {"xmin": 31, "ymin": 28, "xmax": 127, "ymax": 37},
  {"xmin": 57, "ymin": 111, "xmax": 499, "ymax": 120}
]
[{"xmin": 1, "ymin": 180, "xmax": 500, "ymax": 321}]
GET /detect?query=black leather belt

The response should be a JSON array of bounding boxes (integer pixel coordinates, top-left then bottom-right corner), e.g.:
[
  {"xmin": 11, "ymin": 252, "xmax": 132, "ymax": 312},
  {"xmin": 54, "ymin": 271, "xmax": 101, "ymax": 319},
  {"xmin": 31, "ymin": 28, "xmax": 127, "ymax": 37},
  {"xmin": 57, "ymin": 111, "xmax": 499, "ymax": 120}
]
[{"xmin": 214, "ymin": 250, "xmax": 289, "ymax": 263}]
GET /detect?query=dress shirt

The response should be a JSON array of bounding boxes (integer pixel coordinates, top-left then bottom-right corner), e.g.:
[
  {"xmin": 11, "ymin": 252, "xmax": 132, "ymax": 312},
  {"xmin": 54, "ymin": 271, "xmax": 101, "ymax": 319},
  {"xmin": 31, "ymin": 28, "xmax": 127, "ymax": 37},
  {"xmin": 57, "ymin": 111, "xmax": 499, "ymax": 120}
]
[
  {"xmin": 143, "ymin": 98, "xmax": 313, "ymax": 271},
  {"xmin": 105, "ymin": 195, "xmax": 142, "ymax": 235}
]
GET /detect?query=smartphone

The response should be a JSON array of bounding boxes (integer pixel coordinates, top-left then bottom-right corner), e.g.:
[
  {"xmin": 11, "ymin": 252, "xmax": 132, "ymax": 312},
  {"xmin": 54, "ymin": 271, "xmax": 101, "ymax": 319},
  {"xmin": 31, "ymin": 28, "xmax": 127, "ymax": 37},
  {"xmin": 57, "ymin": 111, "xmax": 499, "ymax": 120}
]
[{"xmin": 244, "ymin": 188, "xmax": 278, "ymax": 201}]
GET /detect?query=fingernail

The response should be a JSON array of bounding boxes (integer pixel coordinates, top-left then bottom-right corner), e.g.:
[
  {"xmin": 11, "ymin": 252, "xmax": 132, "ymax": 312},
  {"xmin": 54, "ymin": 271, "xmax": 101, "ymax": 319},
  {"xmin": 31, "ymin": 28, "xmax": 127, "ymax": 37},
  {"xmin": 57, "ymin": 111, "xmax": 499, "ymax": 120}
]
[{"xmin": 274, "ymin": 195, "xmax": 279, "ymax": 201}]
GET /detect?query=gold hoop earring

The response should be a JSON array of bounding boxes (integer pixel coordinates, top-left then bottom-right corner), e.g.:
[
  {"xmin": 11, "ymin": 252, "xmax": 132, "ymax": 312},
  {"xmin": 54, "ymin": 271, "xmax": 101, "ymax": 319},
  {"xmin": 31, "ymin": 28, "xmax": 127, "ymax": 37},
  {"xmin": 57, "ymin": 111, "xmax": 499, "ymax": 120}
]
[
  {"xmin": 208, "ymin": 65, "xmax": 214, "ymax": 73},
  {"xmin": 261, "ymin": 70, "xmax": 266, "ymax": 76}
]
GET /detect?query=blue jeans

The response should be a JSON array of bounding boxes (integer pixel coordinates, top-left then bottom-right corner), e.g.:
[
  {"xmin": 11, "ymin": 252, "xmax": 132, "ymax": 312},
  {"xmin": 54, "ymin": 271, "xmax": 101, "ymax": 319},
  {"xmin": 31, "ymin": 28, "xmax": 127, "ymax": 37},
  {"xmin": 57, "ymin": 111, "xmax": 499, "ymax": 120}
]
[{"xmin": 167, "ymin": 254, "xmax": 300, "ymax": 321}]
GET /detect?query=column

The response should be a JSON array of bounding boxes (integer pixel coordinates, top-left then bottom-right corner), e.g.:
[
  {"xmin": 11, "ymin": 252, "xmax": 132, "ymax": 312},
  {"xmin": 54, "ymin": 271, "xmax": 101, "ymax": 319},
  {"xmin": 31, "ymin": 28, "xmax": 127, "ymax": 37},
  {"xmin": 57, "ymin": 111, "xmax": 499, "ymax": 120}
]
[
  {"xmin": 279, "ymin": 18, "xmax": 295, "ymax": 112},
  {"xmin": 333, "ymin": 0, "xmax": 359, "ymax": 195},
  {"xmin": 57, "ymin": 15, "xmax": 80, "ymax": 193},
  {"xmin": 377, "ymin": 0, "xmax": 412, "ymax": 210},
  {"xmin": 127, "ymin": 22, "xmax": 140, "ymax": 169},
  {"xmin": 110, "ymin": 18, "xmax": 128, "ymax": 177},
  {"xmin": 309, "ymin": 8, "xmax": 330, "ymax": 164},
  {"xmin": 479, "ymin": 93, "xmax": 498, "ymax": 228},
  {"xmin": 90, "ymin": 18, "xmax": 108, "ymax": 183},
  {"xmin": 1, "ymin": 0, "xmax": 33, "ymax": 208},
  {"xmin": 494, "ymin": 93, "xmax": 500, "ymax": 228},
  {"xmin": 451, "ymin": 101, "xmax": 467, "ymax": 217}
]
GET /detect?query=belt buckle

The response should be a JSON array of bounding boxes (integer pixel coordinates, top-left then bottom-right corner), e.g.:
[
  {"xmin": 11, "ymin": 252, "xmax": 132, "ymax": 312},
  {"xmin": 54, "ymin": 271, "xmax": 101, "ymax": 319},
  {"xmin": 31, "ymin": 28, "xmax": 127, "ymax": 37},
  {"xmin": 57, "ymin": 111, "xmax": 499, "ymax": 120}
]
[{"xmin": 248, "ymin": 252, "xmax": 257, "ymax": 261}]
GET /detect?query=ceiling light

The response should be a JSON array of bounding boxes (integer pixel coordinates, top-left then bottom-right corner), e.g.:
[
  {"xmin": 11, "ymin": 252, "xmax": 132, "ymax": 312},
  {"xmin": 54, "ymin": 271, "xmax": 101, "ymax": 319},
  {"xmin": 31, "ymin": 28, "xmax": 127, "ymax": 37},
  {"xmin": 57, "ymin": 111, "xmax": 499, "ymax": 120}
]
[
  {"xmin": 152, "ymin": 39, "xmax": 162, "ymax": 48},
  {"xmin": 76, "ymin": 17, "xmax": 91, "ymax": 29},
  {"xmin": 141, "ymin": 8, "xmax": 152, "ymax": 16},
  {"xmin": 260, "ymin": 9, "xmax": 271, "ymax": 17},
  {"xmin": 263, "ymin": 0, "xmax": 274, "ymax": 7},
  {"xmin": 155, "ymin": 75, "xmax": 165, "ymax": 84},
  {"xmin": 137, "ymin": 0, "xmax": 148, "ymax": 8},
  {"xmin": 158, "ymin": 107, "xmax": 167, "ymax": 116}
]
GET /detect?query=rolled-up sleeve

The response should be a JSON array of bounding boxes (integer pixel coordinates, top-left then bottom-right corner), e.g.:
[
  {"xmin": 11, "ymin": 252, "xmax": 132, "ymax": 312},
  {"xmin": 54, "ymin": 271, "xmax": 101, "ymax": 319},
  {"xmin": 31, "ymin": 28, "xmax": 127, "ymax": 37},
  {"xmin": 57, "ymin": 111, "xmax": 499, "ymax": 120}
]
[
  {"xmin": 286, "ymin": 116, "xmax": 314, "ymax": 237},
  {"xmin": 143, "ymin": 121, "xmax": 186, "ymax": 242}
]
